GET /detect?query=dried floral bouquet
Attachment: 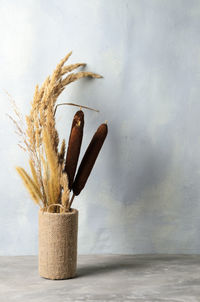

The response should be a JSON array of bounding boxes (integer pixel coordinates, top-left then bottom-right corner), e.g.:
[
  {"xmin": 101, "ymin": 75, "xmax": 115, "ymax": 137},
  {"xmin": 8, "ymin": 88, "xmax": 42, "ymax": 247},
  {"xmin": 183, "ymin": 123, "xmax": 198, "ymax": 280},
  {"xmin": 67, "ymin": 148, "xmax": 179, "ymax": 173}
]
[{"xmin": 10, "ymin": 52, "xmax": 108, "ymax": 213}]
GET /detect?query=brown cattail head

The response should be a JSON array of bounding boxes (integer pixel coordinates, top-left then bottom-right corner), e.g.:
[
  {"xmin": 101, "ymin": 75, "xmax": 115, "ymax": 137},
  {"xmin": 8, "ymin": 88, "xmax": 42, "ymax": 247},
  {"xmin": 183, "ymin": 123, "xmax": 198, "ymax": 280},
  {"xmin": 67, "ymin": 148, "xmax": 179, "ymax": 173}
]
[
  {"xmin": 72, "ymin": 123, "xmax": 108, "ymax": 196},
  {"xmin": 64, "ymin": 110, "xmax": 84, "ymax": 189}
]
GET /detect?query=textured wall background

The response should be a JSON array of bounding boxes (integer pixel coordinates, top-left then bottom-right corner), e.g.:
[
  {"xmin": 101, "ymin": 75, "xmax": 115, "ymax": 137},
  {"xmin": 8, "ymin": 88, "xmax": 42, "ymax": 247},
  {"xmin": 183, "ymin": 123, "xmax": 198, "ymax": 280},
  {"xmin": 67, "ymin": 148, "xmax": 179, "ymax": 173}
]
[{"xmin": 1, "ymin": 0, "xmax": 200, "ymax": 255}]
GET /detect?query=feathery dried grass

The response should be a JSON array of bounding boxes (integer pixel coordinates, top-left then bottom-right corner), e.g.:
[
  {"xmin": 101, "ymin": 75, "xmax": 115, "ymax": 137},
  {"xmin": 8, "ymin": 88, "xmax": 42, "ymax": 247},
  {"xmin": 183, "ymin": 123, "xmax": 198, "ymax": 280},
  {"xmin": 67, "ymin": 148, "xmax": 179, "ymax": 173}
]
[
  {"xmin": 16, "ymin": 167, "xmax": 42, "ymax": 206},
  {"xmin": 60, "ymin": 173, "xmax": 70, "ymax": 211},
  {"xmin": 42, "ymin": 128, "xmax": 60, "ymax": 205}
]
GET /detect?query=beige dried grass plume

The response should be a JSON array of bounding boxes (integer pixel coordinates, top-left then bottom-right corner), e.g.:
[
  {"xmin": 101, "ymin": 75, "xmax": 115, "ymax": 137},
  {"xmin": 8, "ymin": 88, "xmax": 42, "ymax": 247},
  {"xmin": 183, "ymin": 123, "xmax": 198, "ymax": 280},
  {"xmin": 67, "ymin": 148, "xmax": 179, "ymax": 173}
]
[{"xmin": 11, "ymin": 51, "xmax": 102, "ymax": 212}]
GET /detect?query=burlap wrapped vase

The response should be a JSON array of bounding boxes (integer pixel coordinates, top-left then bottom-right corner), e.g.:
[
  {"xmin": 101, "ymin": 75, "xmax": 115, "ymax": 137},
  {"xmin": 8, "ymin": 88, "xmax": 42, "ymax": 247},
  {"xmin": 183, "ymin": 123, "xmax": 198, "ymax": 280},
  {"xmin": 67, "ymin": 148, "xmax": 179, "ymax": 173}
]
[{"xmin": 38, "ymin": 208, "xmax": 78, "ymax": 280}]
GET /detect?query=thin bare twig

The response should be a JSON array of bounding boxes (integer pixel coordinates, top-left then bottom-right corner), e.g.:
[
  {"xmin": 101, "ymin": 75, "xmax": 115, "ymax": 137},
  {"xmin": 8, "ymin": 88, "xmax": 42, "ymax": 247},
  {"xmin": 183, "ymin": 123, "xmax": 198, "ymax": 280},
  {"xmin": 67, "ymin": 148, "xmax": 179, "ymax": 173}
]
[{"xmin": 54, "ymin": 102, "xmax": 99, "ymax": 116}]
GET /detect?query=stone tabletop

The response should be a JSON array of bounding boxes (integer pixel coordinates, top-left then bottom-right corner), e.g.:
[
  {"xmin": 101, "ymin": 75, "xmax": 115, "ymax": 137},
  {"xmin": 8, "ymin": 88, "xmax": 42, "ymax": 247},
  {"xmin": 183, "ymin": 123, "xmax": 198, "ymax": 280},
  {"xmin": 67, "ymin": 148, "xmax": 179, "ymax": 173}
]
[{"xmin": 0, "ymin": 254, "xmax": 200, "ymax": 301}]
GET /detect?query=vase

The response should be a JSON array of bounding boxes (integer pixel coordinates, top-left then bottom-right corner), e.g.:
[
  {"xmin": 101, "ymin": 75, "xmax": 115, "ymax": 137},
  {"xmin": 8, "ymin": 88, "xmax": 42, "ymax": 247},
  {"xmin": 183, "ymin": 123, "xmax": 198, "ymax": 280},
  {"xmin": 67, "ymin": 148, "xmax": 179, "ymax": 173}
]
[{"xmin": 38, "ymin": 207, "xmax": 78, "ymax": 280}]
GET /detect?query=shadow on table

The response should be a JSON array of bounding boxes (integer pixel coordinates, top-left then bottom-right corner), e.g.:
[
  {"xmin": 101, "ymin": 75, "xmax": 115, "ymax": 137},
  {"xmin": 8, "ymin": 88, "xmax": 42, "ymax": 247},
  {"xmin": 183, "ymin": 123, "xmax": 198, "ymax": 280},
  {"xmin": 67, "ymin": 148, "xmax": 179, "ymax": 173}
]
[
  {"xmin": 76, "ymin": 254, "xmax": 190, "ymax": 278},
  {"xmin": 77, "ymin": 258, "xmax": 144, "ymax": 278}
]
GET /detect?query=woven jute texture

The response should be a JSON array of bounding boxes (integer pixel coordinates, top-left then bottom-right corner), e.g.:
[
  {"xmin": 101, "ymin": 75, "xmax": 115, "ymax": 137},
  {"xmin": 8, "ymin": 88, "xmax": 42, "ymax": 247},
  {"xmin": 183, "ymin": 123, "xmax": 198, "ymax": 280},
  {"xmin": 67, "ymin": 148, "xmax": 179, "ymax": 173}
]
[{"xmin": 38, "ymin": 208, "xmax": 78, "ymax": 280}]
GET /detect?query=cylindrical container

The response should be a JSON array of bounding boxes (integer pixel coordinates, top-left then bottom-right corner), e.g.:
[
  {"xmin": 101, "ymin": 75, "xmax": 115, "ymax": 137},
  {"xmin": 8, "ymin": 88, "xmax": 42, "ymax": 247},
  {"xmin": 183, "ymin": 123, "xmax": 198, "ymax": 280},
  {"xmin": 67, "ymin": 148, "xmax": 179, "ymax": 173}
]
[{"xmin": 38, "ymin": 208, "xmax": 78, "ymax": 280}]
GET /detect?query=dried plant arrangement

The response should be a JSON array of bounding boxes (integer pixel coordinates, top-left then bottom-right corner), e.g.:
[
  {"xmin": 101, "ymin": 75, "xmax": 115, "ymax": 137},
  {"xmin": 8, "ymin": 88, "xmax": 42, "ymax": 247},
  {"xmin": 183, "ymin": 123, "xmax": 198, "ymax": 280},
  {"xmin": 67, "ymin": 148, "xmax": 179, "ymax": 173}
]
[{"xmin": 9, "ymin": 51, "xmax": 108, "ymax": 213}]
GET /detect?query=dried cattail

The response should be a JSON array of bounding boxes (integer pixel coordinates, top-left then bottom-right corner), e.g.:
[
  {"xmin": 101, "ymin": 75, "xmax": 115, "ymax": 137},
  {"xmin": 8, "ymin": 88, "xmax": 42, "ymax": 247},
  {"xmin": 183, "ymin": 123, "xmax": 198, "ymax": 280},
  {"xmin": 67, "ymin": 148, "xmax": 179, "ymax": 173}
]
[
  {"xmin": 64, "ymin": 110, "xmax": 84, "ymax": 189},
  {"xmin": 72, "ymin": 123, "xmax": 108, "ymax": 196}
]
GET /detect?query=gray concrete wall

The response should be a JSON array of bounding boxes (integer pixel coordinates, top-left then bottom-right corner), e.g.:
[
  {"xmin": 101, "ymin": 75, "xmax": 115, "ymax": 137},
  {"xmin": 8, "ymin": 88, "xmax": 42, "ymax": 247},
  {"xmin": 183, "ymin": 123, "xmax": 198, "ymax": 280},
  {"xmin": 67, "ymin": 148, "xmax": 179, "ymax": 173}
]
[{"xmin": 1, "ymin": 0, "xmax": 200, "ymax": 255}]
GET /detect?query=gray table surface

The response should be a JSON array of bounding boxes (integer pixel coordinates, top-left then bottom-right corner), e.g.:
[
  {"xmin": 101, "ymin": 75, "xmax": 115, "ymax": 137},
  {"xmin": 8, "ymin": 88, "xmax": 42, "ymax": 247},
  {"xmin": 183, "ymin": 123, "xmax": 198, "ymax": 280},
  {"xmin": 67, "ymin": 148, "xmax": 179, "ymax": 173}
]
[{"xmin": 0, "ymin": 254, "xmax": 200, "ymax": 301}]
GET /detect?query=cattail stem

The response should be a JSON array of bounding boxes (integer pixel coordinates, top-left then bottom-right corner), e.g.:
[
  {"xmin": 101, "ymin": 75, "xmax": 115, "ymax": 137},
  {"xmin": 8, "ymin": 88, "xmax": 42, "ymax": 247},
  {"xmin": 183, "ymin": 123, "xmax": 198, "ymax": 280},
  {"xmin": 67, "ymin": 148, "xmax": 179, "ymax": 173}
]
[{"xmin": 68, "ymin": 193, "xmax": 75, "ymax": 210}]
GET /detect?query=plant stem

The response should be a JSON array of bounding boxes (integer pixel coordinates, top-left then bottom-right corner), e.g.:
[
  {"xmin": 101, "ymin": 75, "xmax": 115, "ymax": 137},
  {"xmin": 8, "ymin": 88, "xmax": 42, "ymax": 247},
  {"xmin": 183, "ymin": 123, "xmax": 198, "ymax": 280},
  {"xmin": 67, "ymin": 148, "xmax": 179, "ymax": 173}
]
[
  {"xmin": 54, "ymin": 102, "xmax": 99, "ymax": 116},
  {"xmin": 68, "ymin": 193, "xmax": 75, "ymax": 210}
]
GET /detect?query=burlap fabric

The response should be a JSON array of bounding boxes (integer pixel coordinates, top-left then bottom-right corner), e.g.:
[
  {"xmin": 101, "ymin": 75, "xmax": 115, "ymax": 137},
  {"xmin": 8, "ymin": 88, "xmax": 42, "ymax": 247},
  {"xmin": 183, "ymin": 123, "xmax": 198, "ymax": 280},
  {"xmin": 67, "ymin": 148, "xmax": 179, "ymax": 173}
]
[{"xmin": 38, "ymin": 208, "xmax": 78, "ymax": 280}]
